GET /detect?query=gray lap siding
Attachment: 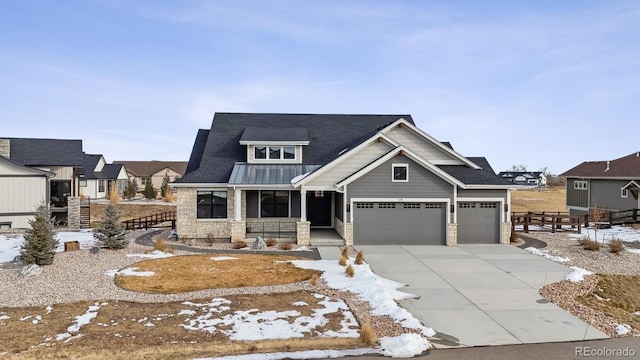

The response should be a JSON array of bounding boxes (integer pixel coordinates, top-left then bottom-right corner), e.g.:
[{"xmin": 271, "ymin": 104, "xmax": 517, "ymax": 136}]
[
  {"xmin": 347, "ymin": 155, "xmax": 454, "ymax": 206},
  {"xmin": 590, "ymin": 179, "xmax": 638, "ymax": 210}
]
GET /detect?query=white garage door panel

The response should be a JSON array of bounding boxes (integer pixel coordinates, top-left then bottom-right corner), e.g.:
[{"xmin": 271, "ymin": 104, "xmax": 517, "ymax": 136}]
[
  {"xmin": 457, "ymin": 202, "xmax": 500, "ymax": 244},
  {"xmin": 353, "ymin": 202, "xmax": 446, "ymax": 245}
]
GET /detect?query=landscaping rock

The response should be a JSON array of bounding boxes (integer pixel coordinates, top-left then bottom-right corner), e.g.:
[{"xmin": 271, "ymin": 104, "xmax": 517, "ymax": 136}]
[
  {"xmin": 90, "ymin": 247, "xmax": 101, "ymax": 254},
  {"xmin": 251, "ymin": 236, "xmax": 267, "ymax": 250},
  {"xmin": 21, "ymin": 264, "xmax": 42, "ymax": 277}
]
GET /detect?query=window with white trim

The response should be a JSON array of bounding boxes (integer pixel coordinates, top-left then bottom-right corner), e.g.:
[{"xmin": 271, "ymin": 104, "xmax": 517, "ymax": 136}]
[
  {"xmin": 574, "ymin": 180, "xmax": 588, "ymax": 190},
  {"xmin": 197, "ymin": 190, "xmax": 228, "ymax": 219},
  {"xmin": 98, "ymin": 180, "xmax": 105, "ymax": 192},
  {"xmin": 255, "ymin": 146, "xmax": 267, "ymax": 159},
  {"xmin": 392, "ymin": 164, "xmax": 408, "ymax": 182},
  {"xmin": 621, "ymin": 188, "xmax": 629, "ymax": 198}
]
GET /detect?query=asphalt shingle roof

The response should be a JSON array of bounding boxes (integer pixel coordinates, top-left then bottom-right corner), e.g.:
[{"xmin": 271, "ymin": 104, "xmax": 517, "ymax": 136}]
[
  {"xmin": 240, "ymin": 127, "xmax": 309, "ymax": 143},
  {"xmin": 438, "ymin": 157, "xmax": 513, "ymax": 185},
  {"xmin": 5, "ymin": 137, "xmax": 84, "ymax": 167},
  {"xmin": 560, "ymin": 152, "xmax": 640, "ymax": 179},
  {"xmin": 179, "ymin": 113, "xmax": 414, "ymax": 183}
]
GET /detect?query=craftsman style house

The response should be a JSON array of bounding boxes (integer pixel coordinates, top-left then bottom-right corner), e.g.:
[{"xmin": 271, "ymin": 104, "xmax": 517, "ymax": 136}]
[
  {"xmin": 113, "ymin": 161, "xmax": 187, "ymax": 192},
  {"xmin": 80, "ymin": 154, "xmax": 128, "ymax": 199},
  {"xmin": 560, "ymin": 152, "xmax": 640, "ymax": 216},
  {"xmin": 174, "ymin": 113, "xmax": 513, "ymax": 246}
]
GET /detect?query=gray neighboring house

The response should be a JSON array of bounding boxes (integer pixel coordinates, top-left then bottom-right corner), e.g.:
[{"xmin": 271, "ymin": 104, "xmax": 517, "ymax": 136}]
[
  {"xmin": 174, "ymin": 113, "xmax": 513, "ymax": 246},
  {"xmin": 560, "ymin": 151, "xmax": 640, "ymax": 216}
]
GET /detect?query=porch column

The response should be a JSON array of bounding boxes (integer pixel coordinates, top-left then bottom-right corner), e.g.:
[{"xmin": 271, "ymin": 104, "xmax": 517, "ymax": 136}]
[
  {"xmin": 234, "ymin": 187, "xmax": 242, "ymax": 221},
  {"xmin": 300, "ymin": 188, "xmax": 307, "ymax": 221}
]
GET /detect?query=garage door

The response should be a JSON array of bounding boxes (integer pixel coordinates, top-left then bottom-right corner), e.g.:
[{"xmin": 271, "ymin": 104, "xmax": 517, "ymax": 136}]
[
  {"xmin": 353, "ymin": 202, "xmax": 446, "ymax": 245},
  {"xmin": 457, "ymin": 202, "xmax": 500, "ymax": 244}
]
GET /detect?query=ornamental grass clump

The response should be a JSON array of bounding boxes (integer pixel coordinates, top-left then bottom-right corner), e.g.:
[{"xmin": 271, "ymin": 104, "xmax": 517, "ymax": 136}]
[
  {"xmin": 609, "ymin": 239, "xmax": 624, "ymax": 254},
  {"xmin": 355, "ymin": 251, "xmax": 365, "ymax": 265},
  {"xmin": 339, "ymin": 255, "xmax": 348, "ymax": 266},
  {"xmin": 359, "ymin": 321, "xmax": 377, "ymax": 345},
  {"xmin": 345, "ymin": 264, "xmax": 355, "ymax": 277},
  {"xmin": 20, "ymin": 202, "xmax": 58, "ymax": 265}
]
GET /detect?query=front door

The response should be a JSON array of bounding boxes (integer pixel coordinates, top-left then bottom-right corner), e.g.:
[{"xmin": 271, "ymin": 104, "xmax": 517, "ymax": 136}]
[{"xmin": 307, "ymin": 191, "xmax": 332, "ymax": 227}]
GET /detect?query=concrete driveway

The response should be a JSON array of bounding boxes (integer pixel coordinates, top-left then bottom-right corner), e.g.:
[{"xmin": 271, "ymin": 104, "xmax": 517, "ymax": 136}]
[{"xmin": 355, "ymin": 245, "xmax": 608, "ymax": 348}]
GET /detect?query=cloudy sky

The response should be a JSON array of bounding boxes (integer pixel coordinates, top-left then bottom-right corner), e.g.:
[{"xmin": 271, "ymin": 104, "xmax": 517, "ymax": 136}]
[{"xmin": 1, "ymin": 0, "xmax": 638, "ymax": 174}]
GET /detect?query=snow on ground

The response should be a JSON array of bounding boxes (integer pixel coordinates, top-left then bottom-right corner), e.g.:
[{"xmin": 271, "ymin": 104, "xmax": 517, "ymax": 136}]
[
  {"xmin": 180, "ymin": 293, "xmax": 359, "ymax": 340},
  {"xmin": 0, "ymin": 231, "xmax": 96, "ymax": 264},
  {"xmin": 200, "ymin": 347, "xmax": 374, "ymax": 360},
  {"xmin": 565, "ymin": 266, "xmax": 593, "ymax": 282},
  {"xmin": 126, "ymin": 250, "xmax": 174, "ymax": 259},
  {"xmin": 379, "ymin": 334, "xmax": 431, "ymax": 358},
  {"xmin": 628, "ymin": 248, "xmax": 640, "ymax": 254},
  {"xmin": 524, "ymin": 247, "xmax": 570, "ymax": 262},
  {"xmin": 211, "ymin": 256, "xmax": 237, "ymax": 261},
  {"xmin": 104, "ymin": 267, "xmax": 156, "ymax": 277},
  {"xmin": 568, "ymin": 225, "xmax": 640, "ymax": 243},
  {"xmin": 56, "ymin": 302, "xmax": 104, "ymax": 341},
  {"xmin": 616, "ymin": 323, "xmax": 632, "ymax": 335}
]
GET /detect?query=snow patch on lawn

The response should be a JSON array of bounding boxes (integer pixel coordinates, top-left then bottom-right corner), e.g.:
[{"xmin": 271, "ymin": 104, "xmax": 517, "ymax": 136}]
[
  {"xmin": 379, "ymin": 334, "xmax": 430, "ymax": 358},
  {"xmin": 565, "ymin": 266, "xmax": 593, "ymax": 282},
  {"xmin": 524, "ymin": 247, "xmax": 570, "ymax": 262},
  {"xmin": 0, "ymin": 231, "xmax": 96, "ymax": 263},
  {"xmin": 56, "ymin": 302, "xmax": 102, "ymax": 340},
  {"xmin": 105, "ymin": 267, "xmax": 155, "ymax": 277},
  {"xmin": 126, "ymin": 250, "xmax": 173, "ymax": 259},
  {"xmin": 211, "ymin": 256, "xmax": 238, "ymax": 261}
]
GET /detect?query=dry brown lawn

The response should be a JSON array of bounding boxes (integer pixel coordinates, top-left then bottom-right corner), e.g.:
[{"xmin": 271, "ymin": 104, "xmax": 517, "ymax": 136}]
[
  {"xmin": 90, "ymin": 203, "xmax": 176, "ymax": 222},
  {"xmin": 115, "ymin": 254, "xmax": 321, "ymax": 293},
  {"xmin": 0, "ymin": 291, "xmax": 364, "ymax": 359},
  {"xmin": 510, "ymin": 186, "xmax": 566, "ymax": 213},
  {"xmin": 576, "ymin": 275, "xmax": 640, "ymax": 331}
]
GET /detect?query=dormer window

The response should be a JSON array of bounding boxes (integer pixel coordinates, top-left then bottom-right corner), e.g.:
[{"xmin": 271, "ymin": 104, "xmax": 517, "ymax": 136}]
[
  {"xmin": 240, "ymin": 127, "xmax": 309, "ymax": 164},
  {"xmin": 255, "ymin": 147, "xmax": 266, "ymax": 159}
]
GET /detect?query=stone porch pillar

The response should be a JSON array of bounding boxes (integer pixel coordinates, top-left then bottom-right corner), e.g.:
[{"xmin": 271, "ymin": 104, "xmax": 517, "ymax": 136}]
[
  {"xmin": 296, "ymin": 221, "xmax": 310, "ymax": 245},
  {"xmin": 68, "ymin": 196, "xmax": 80, "ymax": 230},
  {"xmin": 231, "ymin": 220, "xmax": 246, "ymax": 243},
  {"xmin": 344, "ymin": 222, "xmax": 353, "ymax": 246}
]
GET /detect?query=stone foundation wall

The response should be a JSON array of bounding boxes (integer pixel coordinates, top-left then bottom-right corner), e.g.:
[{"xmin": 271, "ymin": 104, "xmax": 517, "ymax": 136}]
[{"xmin": 447, "ymin": 223, "xmax": 458, "ymax": 245}]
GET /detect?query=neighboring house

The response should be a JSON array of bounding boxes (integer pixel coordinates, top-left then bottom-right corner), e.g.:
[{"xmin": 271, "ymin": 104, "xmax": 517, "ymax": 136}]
[
  {"xmin": 0, "ymin": 155, "xmax": 54, "ymax": 229},
  {"xmin": 174, "ymin": 113, "xmax": 513, "ymax": 246},
  {"xmin": 497, "ymin": 171, "xmax": 547, "ymax": 186},
  {"xmin": 79, "ymin": 154, "xmax": 128, "ymax": 199},
  {"xmin": 560, "ymin": 152, "xmax": 640, "ymax": 216},
  {"xmin": 113, "ymin": 161, "xmax": 187, "ymax": 191},
  {"xmin": 0, "ymin": 137, "xmax": 85, "ymax": 226}
]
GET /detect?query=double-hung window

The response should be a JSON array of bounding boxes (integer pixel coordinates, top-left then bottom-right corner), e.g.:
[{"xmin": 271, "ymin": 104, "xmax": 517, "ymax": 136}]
[{"xmin": 197, "ymin": 190, "xmax": 228, "ymax": 219}]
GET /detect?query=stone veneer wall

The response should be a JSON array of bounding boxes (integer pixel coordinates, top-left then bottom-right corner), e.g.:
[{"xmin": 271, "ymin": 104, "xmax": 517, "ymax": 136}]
[
  {"xmin": 67, "ymin": 196, "xmax": 80, "ymax": 230},
  {"xmin": 344, "ymin": 223, "xmax": 353, "ymax": 246},
  {"xmin": 296, "ymin": 221, "xmax": 310, "ymax": 245},
  {"xmin": 176, "ymin": 187, "xmax": 231, "ymax": 241},
  {"xmin": 447, "ymin": 223, "xmax": 458, "ymax": 245},
  {"xmin": 0, "ymin": 139, "xmax": 9, "ymax": 158},
  {"xmin": 502, "ymin": 222, "xmax": 511, "ymax": 244}
]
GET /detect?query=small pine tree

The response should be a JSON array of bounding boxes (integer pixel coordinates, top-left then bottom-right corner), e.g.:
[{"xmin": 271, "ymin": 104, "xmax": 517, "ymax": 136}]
[
  {"xmin": 132, "ymin": 178, "xmax": 139, "ymax": 194},
  {"xmin": 123, "ymin": 179, "xmax": 136, "ymax": 200},
  {"xmin": 143, "ymin": 181, "xmax": 157, "ymax": 200},
  {"xmin": 20, "ymin": 202, "xmax": 58, "ymax": 265},
  {"xmin": 160, "ymin": 174, "xmax": 170, "ymax": 198},
  {"xmin": 94, "ymin": 204, "xmax": 129, "ymax": 249}
]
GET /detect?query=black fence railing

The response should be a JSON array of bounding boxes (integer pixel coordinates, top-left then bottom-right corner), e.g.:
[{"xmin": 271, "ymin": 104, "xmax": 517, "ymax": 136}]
[
  {"xmin": 122, "ymin": 211, "xmax": 176, "ymax": 230},
  {"xmin": 246, "ymin": 221, "xmax": 296, "ymax": 239}
]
